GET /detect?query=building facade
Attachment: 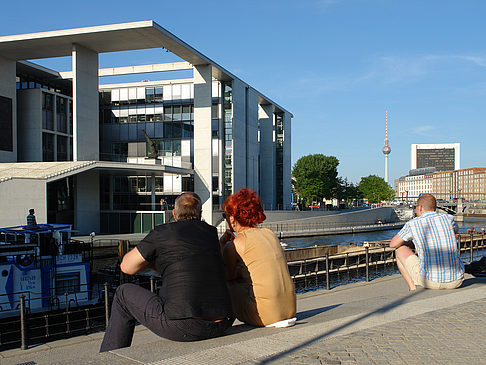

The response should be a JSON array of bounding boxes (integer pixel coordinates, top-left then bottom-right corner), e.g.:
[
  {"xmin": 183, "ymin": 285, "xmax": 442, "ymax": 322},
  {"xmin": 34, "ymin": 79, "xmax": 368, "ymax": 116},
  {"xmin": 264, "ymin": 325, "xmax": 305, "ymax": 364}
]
[
  {"xmin": 395, "ymin": 167, "xmax": 486, "ymax": 202},
  {"xmin": 0, "ymin": 21, "xmax": 292, "ymax": 234},
  {"xmin": 410, "ymin": 143, "xmax": 460, "ymax": 172}
]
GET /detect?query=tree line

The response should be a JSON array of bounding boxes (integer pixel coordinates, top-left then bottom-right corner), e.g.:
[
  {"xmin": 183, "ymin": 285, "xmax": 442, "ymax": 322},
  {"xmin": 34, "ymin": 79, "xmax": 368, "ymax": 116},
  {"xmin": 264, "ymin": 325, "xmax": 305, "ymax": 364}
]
[{"xmin": 292, "ymin": 154, "xmax": 395, "ymax": 207}]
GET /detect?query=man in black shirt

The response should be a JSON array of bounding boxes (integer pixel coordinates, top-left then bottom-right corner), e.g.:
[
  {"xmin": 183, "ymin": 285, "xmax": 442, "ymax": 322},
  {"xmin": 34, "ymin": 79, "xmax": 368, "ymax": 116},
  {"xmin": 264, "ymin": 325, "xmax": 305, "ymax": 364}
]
[{"xmin": 100, "ymin": 192, "xmax": 234, "ymax": 352}]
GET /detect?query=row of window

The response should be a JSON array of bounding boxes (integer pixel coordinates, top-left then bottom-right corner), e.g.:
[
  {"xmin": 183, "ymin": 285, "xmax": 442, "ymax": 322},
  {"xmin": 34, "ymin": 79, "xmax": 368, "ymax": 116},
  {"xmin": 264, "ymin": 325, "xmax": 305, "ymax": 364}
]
[
  {"xmin": 100, "ymin": 104, "xmax": 220, "ymax": 124},
  {"xmin": 42, "ymin": 93, "xmax": 73, "ymax": 134},
  {"xmin": 42, "ymin": 133, "xmax": 72, "ymax": 161},
  {"xmin": 111, "ymin": 139, "xmax": 183, "ymax": 160}
]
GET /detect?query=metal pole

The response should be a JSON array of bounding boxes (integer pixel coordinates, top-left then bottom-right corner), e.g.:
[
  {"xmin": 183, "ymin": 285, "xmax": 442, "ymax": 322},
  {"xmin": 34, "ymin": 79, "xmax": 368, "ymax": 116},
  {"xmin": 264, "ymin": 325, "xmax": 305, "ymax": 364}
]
[
  {"xmin": 365, "ymin": 246, "xmax": 370, "ymax": 282},
  {"xmin": 104, "ymin": 282, "xmax": 110, "ymax": 328},
  {"xmin": 20, "ymin": 295, "xmax": 27, "ymax": 350},
  {"xmin": 470, "ymin": 233, "xmax": 474, "ymax": 263},
  {"xmin": 65, "ymin": 293, "xmax": 70, "ymax": 334},
  {"xmin": 325, "ymin": 253, "xmax": 330, "ymax": 290}
]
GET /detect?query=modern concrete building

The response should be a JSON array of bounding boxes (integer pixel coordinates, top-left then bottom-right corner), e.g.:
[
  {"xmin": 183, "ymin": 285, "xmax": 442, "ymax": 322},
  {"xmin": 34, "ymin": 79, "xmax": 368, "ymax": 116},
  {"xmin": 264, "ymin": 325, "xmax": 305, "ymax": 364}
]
[
  {"xmin": 0, "ymin": 21, "xmax": 292, "ymax": 234},
  {"xmin": 411, "ymin": 143, "xmax": 460, "ymax": 172}
]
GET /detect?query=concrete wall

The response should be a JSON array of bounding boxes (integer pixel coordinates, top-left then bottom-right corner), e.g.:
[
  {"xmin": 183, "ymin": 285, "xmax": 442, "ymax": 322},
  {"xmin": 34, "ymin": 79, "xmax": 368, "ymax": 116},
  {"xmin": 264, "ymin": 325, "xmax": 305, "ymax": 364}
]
[
  {"xmin": 17, "ymin": 89, "xmax": 42, "ymax": 161},
  {"xmin": 0, "ymin": 179, "xmax": 47, "ymax": 226},
  {"xmin": 72, "ymin": 44, "xmax": 99, "ymax": 161},
  {"xmin": 258, "ymin": 104, "xmax": 275, "ymax": 209},
  {"xmin": 74, "ymin": 170, "xmax": 100, "ymax": 234},
  {"xmin": 282, "ymin": 111, "xmax": 292, "ymax": 209},
  {"xmin": 0, "ymin": 56, "xmax": 17, "ymax": 162},
  {"xmin": 261, "ymin": 207, "xmax": 400, "ymax": 227}
]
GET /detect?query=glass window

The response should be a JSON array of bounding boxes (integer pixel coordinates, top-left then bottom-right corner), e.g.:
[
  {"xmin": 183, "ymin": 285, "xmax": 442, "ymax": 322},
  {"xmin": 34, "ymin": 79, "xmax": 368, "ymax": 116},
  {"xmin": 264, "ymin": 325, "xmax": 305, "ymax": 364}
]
[
  {"xmin": 164, "ymin": 105, "xmax": 173, "ymax": 121},
  {"xmin": 164, "ymin": 123, "xmax": 173, "ymax": 138},
  {"xmin": 173, "ymin": 140, "xmax": 181, "ymax": 156},
  {"xmin": 146, "ymin": 88, "xmax": 155, "ymax": 104},
  {"xmin": 173, "ymin": 123, "xmax": 182, "ymax": 138},
  {"xmin": 138, "ymin": 177, "xmax": 146, "ymax": 192},
  {"xmin": 42, "ymin": 93, "xmax": 54, "ymax": 130},
  {"xmin": 182, "ymin": 105, "xmax": 191, "ymax": 120},
  {"xmin": 155, "ymin": 176, "xmax": 163, "ymax": 192},
  {"xmin": 42, "ymin": 132, "xmax": 55, "ymax": 161},
  {"xmin": 57, "ymin": 136, "xmax": 68, "ymax": 161},
  {"xmin": 173, "ymin": 105, "xmax": 181, "ymax": 121},
  {"xmin": 182, "ymin": 122, "xmax": 193, "ymax": 138},
  {"xmin": 154, "ymin": 88, "xmax": 163, "ymax": 103}
]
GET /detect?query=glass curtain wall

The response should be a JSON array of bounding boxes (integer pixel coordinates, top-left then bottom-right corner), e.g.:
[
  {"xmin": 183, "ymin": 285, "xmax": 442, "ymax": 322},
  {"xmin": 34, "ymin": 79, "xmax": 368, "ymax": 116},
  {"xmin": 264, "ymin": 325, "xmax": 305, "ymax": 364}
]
[{"xmin": 275, "ymin": 113, "xmax": 284, "ymax": 209}]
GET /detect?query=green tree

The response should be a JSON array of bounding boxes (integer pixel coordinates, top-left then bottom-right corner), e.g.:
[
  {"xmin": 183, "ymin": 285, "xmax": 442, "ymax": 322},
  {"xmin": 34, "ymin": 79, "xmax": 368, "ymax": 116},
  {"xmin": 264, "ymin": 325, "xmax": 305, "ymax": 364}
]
[
  {"xmin": 336, "ymin": 177, "xmax": 363, "ymax": 204},
  {"xmin": 358, "ymin": 175, "xmax": 395, "ymax": 203},
  {"xmin": 292, "ymin": 154, "xmax": 340, "ymax": 206}
]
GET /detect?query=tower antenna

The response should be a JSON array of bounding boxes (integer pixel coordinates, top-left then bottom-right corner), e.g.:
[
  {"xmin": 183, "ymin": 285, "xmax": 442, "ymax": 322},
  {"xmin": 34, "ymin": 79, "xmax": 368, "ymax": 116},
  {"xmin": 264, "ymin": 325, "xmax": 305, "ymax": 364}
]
[{"xmin": 382, "ymin": 110, "xmax": 391, "ymax": 183}]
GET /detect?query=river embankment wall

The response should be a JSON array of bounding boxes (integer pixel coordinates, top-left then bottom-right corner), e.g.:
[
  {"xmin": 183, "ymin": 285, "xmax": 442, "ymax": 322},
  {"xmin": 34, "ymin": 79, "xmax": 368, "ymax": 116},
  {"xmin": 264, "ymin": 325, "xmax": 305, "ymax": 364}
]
[{"xmin": 261, "ymin": 207, "xmax": 399, "ymax": 227}]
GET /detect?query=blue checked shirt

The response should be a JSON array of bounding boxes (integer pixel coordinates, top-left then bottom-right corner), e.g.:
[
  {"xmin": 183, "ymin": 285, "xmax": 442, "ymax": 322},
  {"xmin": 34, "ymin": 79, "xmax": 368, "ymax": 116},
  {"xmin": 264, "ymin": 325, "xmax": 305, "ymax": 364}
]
[{"xmin": 398, "ymin": 211, "xmax": 464, "ymax": 282}]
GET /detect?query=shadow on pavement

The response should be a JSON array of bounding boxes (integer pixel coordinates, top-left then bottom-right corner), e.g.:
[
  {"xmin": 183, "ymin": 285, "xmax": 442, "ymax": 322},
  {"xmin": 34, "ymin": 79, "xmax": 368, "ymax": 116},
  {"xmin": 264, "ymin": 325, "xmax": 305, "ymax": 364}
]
[
  {"xmin": 461, "ymin": 276, "xmax": 486, "ymax": 288},
  {"xmin": 257, "ymin": 290, "xmax": 419, "ymax": 364},
  {"xmin": 297, "ymin": 304, "xmax": 341, "ymax": 321}
]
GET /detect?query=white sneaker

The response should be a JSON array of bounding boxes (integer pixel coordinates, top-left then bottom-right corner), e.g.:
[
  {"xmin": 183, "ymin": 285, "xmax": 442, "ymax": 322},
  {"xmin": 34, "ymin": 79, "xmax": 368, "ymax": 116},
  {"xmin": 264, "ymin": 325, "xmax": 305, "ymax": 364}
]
[{"xmin": 265, "ymin": 317, "xmax": 297, "ymax": 328}]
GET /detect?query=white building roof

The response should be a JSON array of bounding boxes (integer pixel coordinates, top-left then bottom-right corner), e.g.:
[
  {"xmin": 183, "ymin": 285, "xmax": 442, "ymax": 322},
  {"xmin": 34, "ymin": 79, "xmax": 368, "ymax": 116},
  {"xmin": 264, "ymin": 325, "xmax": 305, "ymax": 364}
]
[{"xmin": 0, "ymin": 161, "xmax": 193, "ymax": 183}]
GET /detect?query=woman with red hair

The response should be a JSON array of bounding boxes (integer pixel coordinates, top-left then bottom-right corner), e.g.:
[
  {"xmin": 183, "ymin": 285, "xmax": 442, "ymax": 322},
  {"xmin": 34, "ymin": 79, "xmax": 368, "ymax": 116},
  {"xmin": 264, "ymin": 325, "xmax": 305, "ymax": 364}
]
[{"xmin": 220, "ymin": 188, "xmax": 296, "ymax": 327}]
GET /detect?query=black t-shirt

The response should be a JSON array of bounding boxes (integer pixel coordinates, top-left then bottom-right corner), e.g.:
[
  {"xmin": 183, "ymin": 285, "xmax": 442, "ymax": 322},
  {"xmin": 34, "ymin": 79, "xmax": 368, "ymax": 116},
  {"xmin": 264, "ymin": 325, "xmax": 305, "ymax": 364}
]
[{"xmin": 137, "ymin": 219, "xmax": 233, "ymax": 319}]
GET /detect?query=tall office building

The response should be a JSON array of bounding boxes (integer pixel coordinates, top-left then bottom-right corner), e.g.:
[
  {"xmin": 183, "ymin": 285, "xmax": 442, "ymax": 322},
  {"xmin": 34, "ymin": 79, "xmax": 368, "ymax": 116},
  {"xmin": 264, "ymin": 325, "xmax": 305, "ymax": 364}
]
[
  {"xmin": 411, "ymin": 143, "xmax": 460, "ymax": 172},
  {"xmin": 0, "ymin": 21, "xmax": 292, "ymax": 234}
]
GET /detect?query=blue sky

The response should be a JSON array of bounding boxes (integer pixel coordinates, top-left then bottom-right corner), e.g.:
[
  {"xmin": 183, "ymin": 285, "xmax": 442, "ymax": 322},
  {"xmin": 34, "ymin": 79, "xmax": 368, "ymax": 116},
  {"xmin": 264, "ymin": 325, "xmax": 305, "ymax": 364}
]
[{"xmin": 2, "ymin": 0, "xmax": 485, "ymax": 184}]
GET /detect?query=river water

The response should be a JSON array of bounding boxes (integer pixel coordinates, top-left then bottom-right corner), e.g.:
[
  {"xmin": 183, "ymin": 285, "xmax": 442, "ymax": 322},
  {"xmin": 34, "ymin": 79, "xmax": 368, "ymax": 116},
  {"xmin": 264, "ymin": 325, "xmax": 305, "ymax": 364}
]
[{"xmin": 282, "ymin": 217, "xmax": 486, "ymax": 249}]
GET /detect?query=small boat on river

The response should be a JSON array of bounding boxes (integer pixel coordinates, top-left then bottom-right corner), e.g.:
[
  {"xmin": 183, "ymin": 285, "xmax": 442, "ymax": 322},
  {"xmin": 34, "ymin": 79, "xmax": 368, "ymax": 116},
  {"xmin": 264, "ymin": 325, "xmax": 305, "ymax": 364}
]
[{"xmin": 0, "ymin": 224, "xmax": 93, "ymax": 318}]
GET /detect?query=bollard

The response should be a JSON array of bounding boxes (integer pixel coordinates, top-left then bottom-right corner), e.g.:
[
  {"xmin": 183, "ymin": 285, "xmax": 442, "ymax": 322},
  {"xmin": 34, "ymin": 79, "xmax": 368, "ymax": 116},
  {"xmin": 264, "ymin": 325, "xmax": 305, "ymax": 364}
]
[
  {"xmin": 104, "ymin": 282, "xmax": 110, "ymax": 328},
  {"xmin": 150, "ymin": 276, "xmax": 155, "ymax": 293},
  {"xmin": 325, "ymin": 253, "xmax": 330, "ymax": 290},
  {"xmin": 365, "ymin": 246, "xmax": 370, "ymax": 282},
  {"xmin": 20, "ymin": 295, "xmax": 28, "ymax": 350}
]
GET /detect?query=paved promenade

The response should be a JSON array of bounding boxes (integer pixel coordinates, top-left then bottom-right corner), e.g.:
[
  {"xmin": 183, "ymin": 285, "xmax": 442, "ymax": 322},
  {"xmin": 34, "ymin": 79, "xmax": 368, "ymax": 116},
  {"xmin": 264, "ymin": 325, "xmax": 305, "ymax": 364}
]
[{"xmin": 2, "ymin": 273, "xmax": 486, "ymax": 364}]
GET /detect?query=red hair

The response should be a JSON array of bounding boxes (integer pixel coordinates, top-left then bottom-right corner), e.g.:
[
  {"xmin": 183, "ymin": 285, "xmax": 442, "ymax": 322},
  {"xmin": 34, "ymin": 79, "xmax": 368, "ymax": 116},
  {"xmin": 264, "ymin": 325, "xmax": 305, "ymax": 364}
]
[{"xmin": 222, "ymin": 188, "xmax": 266, "ymax": 227}]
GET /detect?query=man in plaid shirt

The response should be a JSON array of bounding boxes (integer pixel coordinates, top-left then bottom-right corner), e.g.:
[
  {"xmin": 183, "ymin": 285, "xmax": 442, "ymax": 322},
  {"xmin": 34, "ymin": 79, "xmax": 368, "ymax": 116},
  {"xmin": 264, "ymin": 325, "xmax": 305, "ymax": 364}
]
[{"xmin": 390, "ymin": 194, "xmax": 464, "ymax": 290}]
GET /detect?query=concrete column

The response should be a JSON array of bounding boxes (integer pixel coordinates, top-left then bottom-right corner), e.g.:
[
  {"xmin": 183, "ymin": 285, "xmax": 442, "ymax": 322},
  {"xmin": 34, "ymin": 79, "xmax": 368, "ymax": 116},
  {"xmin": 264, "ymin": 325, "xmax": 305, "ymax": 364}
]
[
  {"xmin": 0, "ymin": 56, "xmax": 17, "ymax": 162},
  {"xmin": 231, "ymin": 79, "xmax": 246, "ymax": 191},
  {"xmin": 193, "ymin": 65, "xmax": 213, "ymax": 224},
  {"xmin": 151, "ymin": 174, "xmax": 156, "ymax": 210},
  {"xmin": 282, "ymin": 112, "xmax": 292, "ymax": 209},
  {"xmin": 74, "ymin": 170, "xmax": 100, "ymax": 234},
  {"xmin": 259, "ymin": 104, "xmax": 276, "ymax": 209},
  {"xmin": 246, "ymin": 88, "xmax": 259, "ymax": 192},
  {"xmin": 72, "ymin": 44, "xmax": 99, "ymax": 161}
]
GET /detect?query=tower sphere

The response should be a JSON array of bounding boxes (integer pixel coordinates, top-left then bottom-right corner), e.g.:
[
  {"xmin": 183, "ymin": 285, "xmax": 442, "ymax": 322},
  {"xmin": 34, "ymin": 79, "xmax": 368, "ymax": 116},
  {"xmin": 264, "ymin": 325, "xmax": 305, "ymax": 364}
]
[{"xmin": 382, "ymin": 145, "xmax": 391, "ymax": 155}]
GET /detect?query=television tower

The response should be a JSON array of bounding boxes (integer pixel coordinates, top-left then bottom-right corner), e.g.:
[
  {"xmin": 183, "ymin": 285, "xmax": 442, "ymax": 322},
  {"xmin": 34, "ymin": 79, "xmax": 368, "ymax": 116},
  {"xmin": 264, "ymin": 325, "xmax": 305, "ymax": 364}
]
[{"xmin": 382, "ymin": 110, "xmax": 391, "ymax": 183}]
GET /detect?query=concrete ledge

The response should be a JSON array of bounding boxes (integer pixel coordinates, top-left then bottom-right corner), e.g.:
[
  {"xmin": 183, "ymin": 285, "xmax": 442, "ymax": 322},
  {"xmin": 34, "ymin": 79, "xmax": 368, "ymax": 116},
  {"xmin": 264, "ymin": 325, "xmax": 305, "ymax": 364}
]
[{"xmin": 2, "ymin": 274, "xmax": 486, "ymax": 364}]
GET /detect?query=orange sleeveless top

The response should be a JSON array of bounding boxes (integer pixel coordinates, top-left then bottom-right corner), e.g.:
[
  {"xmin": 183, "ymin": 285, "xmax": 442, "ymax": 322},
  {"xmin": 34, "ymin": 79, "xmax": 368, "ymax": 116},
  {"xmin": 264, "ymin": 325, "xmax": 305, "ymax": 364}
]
[{"xmin": 235, "ymin": 227, "xmax": 296, "ymax": 326}]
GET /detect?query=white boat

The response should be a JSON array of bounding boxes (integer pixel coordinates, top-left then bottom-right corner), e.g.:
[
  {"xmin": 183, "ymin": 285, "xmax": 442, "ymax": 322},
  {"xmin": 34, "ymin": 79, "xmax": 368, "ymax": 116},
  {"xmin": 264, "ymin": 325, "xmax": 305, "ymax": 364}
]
[{"xmin": 0, "ymin": 224, "xmax": 93, "ymax": 318}]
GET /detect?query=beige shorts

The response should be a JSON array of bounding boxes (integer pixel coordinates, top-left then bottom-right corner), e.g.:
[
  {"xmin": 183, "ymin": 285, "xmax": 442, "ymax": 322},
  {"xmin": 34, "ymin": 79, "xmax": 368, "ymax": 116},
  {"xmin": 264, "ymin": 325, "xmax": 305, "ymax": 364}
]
[{"xmin": 404, "ymin": 255, "xmax": 463, "ymax": 289}]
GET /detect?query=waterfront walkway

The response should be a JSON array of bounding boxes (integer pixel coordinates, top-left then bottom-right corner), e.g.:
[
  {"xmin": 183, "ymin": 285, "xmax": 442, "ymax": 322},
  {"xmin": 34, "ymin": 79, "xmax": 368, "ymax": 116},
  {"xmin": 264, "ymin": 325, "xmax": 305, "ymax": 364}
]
[{"xmin": 2, "ymin": 273, "xmax": 486, "ymax": 364}]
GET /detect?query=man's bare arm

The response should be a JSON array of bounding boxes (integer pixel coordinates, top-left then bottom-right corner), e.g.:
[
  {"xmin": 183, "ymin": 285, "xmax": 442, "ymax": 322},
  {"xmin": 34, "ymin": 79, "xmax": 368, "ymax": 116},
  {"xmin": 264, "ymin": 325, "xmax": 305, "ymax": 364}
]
[
  {"xmin": 390, "ymin": 234, "xmax": 406, "ymax": 249},
  {"xmin": 120, "ymin": 247, "xmax": 151, "ymax": 275}
]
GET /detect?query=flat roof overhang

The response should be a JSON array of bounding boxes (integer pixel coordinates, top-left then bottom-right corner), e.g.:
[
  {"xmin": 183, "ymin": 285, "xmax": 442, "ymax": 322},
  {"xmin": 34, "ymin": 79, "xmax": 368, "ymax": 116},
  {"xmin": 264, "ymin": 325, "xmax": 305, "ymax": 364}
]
[
  {"xmin": 0, "ymin": 161, "xmax": 193, "ymax": 184},
  {"xmin": 0, "ymin": 20, "xmax": 292, "ymax": 116}
]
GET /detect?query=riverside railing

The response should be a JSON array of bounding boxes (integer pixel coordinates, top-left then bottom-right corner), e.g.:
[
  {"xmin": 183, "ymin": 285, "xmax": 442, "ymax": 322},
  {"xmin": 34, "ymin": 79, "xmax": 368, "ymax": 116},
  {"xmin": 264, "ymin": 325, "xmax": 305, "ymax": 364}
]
[{"xmin": 3, "ymin": 233, "xmax": 485, "ymax": 350}]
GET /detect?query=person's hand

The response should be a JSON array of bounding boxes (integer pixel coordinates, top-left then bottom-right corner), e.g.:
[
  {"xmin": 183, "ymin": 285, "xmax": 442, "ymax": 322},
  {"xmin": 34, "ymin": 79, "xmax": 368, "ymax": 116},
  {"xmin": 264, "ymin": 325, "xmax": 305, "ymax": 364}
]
[{"xmin": 219, "ymin": 229, "xmax": 235, "ymax": 247}]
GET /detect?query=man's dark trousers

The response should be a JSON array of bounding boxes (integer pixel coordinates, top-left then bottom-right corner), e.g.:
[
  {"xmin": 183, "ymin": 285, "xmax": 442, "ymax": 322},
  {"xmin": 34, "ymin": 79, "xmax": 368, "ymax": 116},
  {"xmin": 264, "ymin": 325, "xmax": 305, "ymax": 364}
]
[{"xmin": 100, "ymin": 283, "xmax": 234, "ymax": 352}]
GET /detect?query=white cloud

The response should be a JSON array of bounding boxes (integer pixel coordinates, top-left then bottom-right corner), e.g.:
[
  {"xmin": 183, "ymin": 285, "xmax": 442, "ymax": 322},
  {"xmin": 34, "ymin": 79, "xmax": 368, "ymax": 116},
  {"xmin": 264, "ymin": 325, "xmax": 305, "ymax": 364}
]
[{"xmin": 412, "ymin": 125, "xmax": 437, "ymax": 135}]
